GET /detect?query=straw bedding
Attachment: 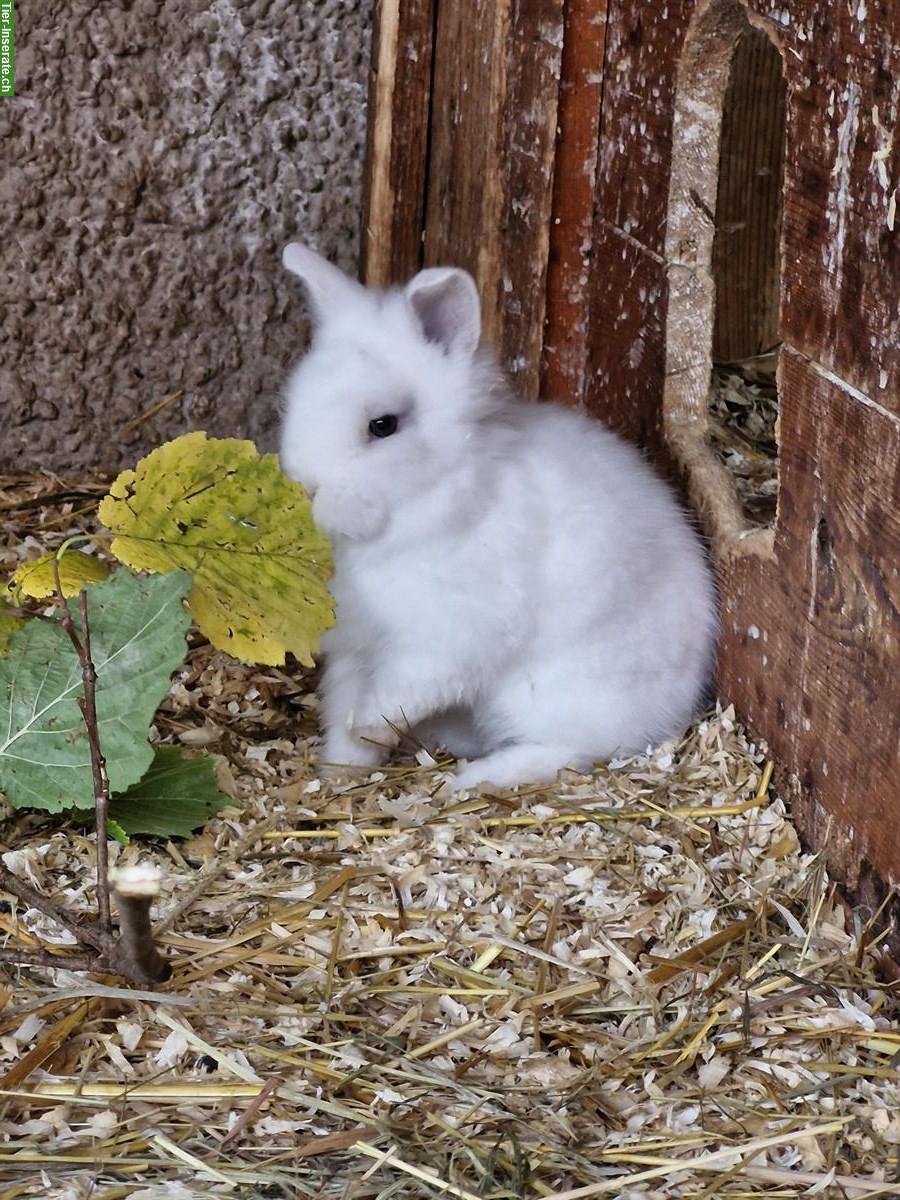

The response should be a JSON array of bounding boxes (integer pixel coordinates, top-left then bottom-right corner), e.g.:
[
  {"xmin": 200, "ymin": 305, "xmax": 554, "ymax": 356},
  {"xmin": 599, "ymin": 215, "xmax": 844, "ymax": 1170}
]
[{"xmin": 1, "ymin": 475, "xmax": 898, "ymax": 1200}]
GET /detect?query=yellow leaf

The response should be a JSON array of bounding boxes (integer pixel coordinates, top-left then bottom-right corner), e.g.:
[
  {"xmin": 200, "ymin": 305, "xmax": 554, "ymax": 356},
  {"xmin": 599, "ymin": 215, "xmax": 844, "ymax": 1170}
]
[
  {"xmin": 11, "ymin": 550, "xmax": 110, "ymax": 600},
  {"xmin": 98, "ymin": 432, "xmax": 334, "ymax": 666},
  {"xmin": 0, "ymin": 601, "xmax": 26, "ymax": 655}
]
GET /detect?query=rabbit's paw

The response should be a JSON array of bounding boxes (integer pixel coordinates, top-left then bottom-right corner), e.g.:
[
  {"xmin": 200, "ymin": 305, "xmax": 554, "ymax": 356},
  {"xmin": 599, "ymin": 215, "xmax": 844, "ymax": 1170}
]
[
  {"xmin": 321, "ymin": 722, "xmax": 387, "ymax": 771},
  {"xmin": 447, "ymin": 743, "xmax": 575, "ymax": 793},
  {"xmin": 350, "ymin": 694, "xmax": 416, "ymax": 750},
  {"xmin": 350, "ymin": 712, "xmax": 403, "ymax": 751},
  {"xmin": 313, "ymin": 487, "xmax": 389, "ymax": 542}
]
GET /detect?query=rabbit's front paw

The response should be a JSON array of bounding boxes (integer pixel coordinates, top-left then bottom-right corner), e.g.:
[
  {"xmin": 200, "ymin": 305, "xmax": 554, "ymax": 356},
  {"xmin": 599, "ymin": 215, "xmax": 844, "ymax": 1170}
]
[
  {"xmin": 322, "ymin": 722, "xmax": 387, "ymax": 770},
  {"xmin": 350, "ymin": 705, "xmax": 404, "ymax": 751},
  {"xmin": 313, "ymin": 487, "xmax": 389, "ymax": 542}
]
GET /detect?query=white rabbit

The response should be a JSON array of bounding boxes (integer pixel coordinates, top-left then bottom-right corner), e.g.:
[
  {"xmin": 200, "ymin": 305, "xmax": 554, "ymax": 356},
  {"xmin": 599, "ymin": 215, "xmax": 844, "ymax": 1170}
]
[{"xmin": 279, "ymin": 243, "xmax": 717, "ymax": 792}]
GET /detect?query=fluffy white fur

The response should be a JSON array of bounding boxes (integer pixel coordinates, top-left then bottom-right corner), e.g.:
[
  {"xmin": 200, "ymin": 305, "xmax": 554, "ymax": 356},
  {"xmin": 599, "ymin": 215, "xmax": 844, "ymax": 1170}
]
[{"xmin": 279, "ymin": 244, "xmax": 718, "ymax": 792}]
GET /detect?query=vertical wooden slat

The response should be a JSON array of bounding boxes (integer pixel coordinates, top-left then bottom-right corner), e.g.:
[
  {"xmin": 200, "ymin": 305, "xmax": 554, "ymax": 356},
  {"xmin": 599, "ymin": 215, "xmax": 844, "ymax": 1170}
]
[
  {"xmin": 542, "ymin": 0, "xmax": 609, "ymax": 408},
  {"xmin": 361, "ymin": 0, "xmax": 436, "ymax": 286},
  {"xmin": 580, "ymin": 1, "xmax": 686, "ymax": 441},
  {"xmin": 423, "ymin": 0, "xmax": 565, "ymax": 400},
  {"xmin": 423, "ymin": 1, "xmax": 510, "ymax": 341},
  {"xmin": 718, "ymin": 348, "xmax": 900, "ymax": 894}
]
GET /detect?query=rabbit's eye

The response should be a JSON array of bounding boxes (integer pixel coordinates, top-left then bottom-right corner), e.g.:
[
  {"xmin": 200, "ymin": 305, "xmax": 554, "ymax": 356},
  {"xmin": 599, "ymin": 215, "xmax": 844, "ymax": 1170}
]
[{"xmin": 368, "ymin": 414, "xmax": 399, "ymax": 439}]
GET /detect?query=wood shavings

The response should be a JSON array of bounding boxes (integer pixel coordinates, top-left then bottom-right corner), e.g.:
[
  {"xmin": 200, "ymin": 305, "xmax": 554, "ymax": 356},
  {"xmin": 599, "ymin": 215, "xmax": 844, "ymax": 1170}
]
[
  {"xmin": 708, "ymin": 353, "xmax": 780, "ymax": 528},
  {"xmin": 1, "ymin": 474, "xmax": 898, "ymax": 1198}
]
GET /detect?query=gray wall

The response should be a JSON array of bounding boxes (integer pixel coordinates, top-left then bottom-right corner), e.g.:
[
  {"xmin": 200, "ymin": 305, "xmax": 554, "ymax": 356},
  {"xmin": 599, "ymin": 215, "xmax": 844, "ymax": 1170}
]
[{"xmin": 1, "ymin": 0, "xmax": 372, "ymax": 471}]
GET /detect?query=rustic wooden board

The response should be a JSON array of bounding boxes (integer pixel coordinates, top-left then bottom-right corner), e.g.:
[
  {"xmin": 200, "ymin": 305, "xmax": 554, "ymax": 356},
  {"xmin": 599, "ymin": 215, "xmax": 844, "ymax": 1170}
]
[
  {"xmin": 775, "ymin": 0, "xmax": 900, "ymax": 411},
  {"xmin": 361, "ymin": 0, "xmax": 436, "ymax": 287},
  {"xmin": 718, "ymin": 347, "xmax": 900, "ymax": 890},
  {"xmin": 583, "ymin": 228, "xmax": 668, "ymax": 447},
  {"xmin": 423, "ymin": 0, "xmax": 565, "ymax": 401},
  {"xmin": 542, "ymin": 0, "xmax": 609, "ymax": 407},
  {"xmin": 590, "ymin": 3, "xmax": 684, "ymax": 258},
  {"xmin": 582, "ymin": 0, "xmax": 688, "ymax": 429},
  {"xmin": 659, "ymin": 0, "xmax": 900, "ymax": 915}
]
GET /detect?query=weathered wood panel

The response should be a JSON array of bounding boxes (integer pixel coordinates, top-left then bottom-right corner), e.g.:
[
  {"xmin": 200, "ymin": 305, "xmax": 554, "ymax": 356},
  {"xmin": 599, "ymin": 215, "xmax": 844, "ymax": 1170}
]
[
  {"xmin": 542, "ymin": 0, "xmax": 609, "ymax": 407},
  {"xmin": 591, "ymin": 3, "xmax": 684, "ymax": 257},
  {"xmin": 660, "ymin": 0, "xmax": 900, "ymax": 922},
  {"xmin": 582, "ymin": 1, "xmax": 687, "ymax": 431},
  {"xmin": 718, "ymin": 348, "xmax": 900, "ymax": 889},
  {"xmin": 776, "ymin": 0, "xmax": 900, "ymax": 411},
  {"xmin": 424, "ymin": 0, "xmax": 565, "ymax": 400},
  {"xmin": 583, "ymin": 230, "xmax": 668, "ymax": 447},
  {"xmin": 361, "ymin": 0, "xmax": 436, "ymax": 287}
]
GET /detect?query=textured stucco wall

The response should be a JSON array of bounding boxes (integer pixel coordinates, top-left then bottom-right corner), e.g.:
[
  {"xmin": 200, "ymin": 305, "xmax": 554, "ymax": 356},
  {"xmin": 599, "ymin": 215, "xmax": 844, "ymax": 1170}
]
[{"xmin": 0, "ymin": 0, "xmax": 372, "ymax": 471}]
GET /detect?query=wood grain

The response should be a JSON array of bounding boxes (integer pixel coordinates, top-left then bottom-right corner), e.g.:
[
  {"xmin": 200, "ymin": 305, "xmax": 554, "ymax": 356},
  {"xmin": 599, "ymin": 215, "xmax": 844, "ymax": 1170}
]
[
  {"xmin": 770, "ymin": 0, "xmax": 900, "ymax": 409},
  {"xmin": 659, "ymin": 0, "xmax": 900, "ymax": 916},
  {"xmin": 361, "ymin": 0, "xmax": 435, "ymax": 287},
  {"xmin": 424, "ymin": 0, "xmax": 565, "ymax": 399},
  {"xmin": 717, "ymin": 348, "xmax": 900, "ymax": 887},
  {"xmin": 582, "ymin": 0, "xmax": 687, "ymax": 425},
  {"xmin": 542, "ymin": 0, "xmax": 609, "ymax": 408}
]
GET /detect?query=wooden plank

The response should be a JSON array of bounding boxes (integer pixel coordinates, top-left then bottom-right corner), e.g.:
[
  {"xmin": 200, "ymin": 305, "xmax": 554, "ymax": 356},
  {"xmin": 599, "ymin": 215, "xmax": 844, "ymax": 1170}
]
[
  {"xmin": 583, "ymin": 226, "xmax": 668, "ymax": 446},
  {"xmin": 423, "ymin": 0, "xmax": 509, "ymax": 335},
  {"xmin": 632, "ymin": 0, "xmax": 900, "ymax": 928},
  {"xmin": 776, "ymin": 0, "xmax": 900, "ymax": 409},
  {"xmin": 423, "ymin": 0, "xmax": 565, "ymax": 400},
  {"xmin": 361, "ymin": 0, "xmax": 436, "ymax": 286},
  {"xmin": 591, "ymin": 3, "xmax": 686, "ymax": 257},
  {"xmin": 582, "ymin": 0, "xmax": 690, "ymax": 426},
  {"xmin": 541, "ymin": 0, "xmax": 609, "ymax": 408},
  {"xmin": 717, "ymin": 347, "xmax": 900, "ymax": 889}
]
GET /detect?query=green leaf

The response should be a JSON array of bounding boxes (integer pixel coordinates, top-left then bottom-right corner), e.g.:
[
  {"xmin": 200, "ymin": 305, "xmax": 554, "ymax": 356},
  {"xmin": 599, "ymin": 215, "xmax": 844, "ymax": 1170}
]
[
  {"xmin": 0, "ymin": 600, "xmax": 25, "ymax": 655},
  {"xmin": 98, "ymin": 432, "xmax": 334, "ymax": 666},
  {"xmin": 0, "ymin": 570, "xmax": 192, "ymax": 812},
  {"xmin": 11, "ymin": 550, "xmax": 110, "ymax": 600},
  {"xmin": 107, "ymin": 746, "xmax": 230, "ymax": 838},
  {"xmin": 107, "ymin": 818, "xmax": 130, "ymax": 846}
]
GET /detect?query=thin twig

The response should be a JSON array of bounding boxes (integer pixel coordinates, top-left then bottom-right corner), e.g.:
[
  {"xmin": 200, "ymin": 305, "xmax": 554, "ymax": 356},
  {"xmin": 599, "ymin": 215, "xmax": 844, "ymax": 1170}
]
[
  {"xmin": 103, "ymin": 388, "xmax": 183, "ymax": 468},
  {"xmin": 0, "ymin": 861, "xmax": 172, "ymax": 983},
  {"xmin": 1, "ymin": 555, "xmax": 172, "ymax": 984},
  {"xmin": 4, "ymin": 606, "xmax": 58, "ymax": 624},
  {"xmin": 50, "ymin": 559, "xmax": 112, "ymax": 933},
  {"xmin": 219, "ymin": 1075, "xmax": 280, "ymax": 1147},
  {"xmin": 78, "ymin": 586, "xmax": 112, "ymax": 932},
  {"xmin": 0, "ymin": 863, "xmax": 111, "ymax": 957},
  {"xmin": 0, "ymin": 948, "xmax": 98, "ymax": 971}
]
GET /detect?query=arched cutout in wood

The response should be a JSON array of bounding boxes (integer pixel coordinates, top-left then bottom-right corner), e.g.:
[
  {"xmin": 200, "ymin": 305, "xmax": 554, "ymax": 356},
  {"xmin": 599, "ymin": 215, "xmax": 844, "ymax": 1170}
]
[{"xmin": 663, "ymin": 0, "xmax": 786, "ymax": 560}]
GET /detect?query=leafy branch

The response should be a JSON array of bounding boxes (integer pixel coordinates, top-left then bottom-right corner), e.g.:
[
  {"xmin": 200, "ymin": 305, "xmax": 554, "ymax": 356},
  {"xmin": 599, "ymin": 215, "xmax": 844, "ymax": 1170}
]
[
  {"xmin": 1, "ymin": 555, "xmax": 170, "ymax": 982},
  {"xmin": 0, "ymin": 433, "xmax": 335, "ymax": 984}
]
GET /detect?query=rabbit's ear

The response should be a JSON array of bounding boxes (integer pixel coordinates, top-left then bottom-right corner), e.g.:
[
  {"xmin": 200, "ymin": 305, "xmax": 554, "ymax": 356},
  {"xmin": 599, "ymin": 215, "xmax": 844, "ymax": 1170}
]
[
  {"xmin": 282, "ymin": 243, "xmax": 364, "ymax": 321},
  {"xmin": 404, "ymin": 268, "xmax": 481, "ymax": 357}
]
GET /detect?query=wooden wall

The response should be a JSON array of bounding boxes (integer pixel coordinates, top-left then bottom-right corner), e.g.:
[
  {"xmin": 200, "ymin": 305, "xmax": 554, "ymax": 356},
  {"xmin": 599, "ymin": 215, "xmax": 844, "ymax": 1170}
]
[{"xmin": 363, "ymin": 0, "xmax": 900, "ymax": 932}]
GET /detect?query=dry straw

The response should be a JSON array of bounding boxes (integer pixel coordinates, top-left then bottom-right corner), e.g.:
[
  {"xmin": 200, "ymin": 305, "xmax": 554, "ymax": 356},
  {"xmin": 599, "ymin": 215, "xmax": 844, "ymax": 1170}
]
[{"xmin": 0, "ymin": 474, "xmax": 898, "ymax": 1198}]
